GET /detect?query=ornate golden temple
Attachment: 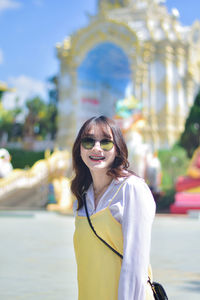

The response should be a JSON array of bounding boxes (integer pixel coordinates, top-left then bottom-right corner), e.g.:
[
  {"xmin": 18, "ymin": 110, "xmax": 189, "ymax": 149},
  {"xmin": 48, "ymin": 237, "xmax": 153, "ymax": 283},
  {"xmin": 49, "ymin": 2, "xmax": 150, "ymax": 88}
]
[{"xmin": 56, "ymin": 0, "xmax": 200, "ymax": 150}]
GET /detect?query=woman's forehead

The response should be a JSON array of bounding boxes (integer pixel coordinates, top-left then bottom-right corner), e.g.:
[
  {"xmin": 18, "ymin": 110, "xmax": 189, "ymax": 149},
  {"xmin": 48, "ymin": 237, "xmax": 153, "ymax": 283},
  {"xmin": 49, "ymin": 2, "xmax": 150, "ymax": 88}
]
[{"xmin": 83, "ymin": 123, "xmax": 113, "ymax": 138}]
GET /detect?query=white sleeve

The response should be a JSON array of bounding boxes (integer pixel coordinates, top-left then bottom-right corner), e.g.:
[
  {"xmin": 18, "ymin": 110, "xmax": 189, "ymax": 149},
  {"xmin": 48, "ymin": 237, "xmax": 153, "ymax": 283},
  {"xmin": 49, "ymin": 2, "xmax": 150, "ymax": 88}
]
[
  {"xmin": 73, "ymin": 200, "xmax": 78, "ymax": 216},
  {"xmin": 118, "ymin": 178, "xmax": 156, "ymax": 300}
]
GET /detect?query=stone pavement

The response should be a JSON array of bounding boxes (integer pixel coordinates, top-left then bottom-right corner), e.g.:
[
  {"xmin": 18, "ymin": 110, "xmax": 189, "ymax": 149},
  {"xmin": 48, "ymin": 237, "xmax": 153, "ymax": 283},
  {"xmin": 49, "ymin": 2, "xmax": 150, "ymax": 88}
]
[
  {"xmin": 0, "ymin": 210, "xmax": 200, "ymax": 300},
  {"xmin": 151, "ymin": 214, "xmax": 200, "ymax": 300}
]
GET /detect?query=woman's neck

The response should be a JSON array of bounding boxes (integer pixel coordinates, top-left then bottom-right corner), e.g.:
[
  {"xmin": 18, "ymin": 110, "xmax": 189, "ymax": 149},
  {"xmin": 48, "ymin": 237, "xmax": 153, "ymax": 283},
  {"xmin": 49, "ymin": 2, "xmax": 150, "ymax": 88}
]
[{"xmin": 91, "ymin": 171, "xmax": 113, "ymax": 208}]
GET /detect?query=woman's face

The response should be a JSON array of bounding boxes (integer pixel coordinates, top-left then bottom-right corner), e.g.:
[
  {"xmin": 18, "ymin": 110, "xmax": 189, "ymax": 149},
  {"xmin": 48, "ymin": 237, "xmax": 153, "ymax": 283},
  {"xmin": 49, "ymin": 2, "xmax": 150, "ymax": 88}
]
[{"xmin": 80, "ymin": 124, "xmax": 116, "ymax": 175}]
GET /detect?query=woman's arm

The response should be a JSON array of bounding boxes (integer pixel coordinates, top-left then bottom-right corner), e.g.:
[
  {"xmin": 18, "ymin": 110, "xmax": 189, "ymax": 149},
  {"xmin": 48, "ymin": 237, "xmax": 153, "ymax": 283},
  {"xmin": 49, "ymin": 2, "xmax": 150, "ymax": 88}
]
[{"xmin": 118, "ymin": 177, "xmax": 155, "ymax": 300}]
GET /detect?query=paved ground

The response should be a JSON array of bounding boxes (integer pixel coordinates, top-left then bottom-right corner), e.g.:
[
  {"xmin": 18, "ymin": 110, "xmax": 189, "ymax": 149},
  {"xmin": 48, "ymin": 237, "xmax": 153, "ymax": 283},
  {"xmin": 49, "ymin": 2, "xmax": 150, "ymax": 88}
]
[
  {"xmin": 0, "ymin": 210, "xmax": 200, "ymax": 300},
  {"xmin": 151, "ymin": 214, "xmax": 200, "ymax": 300}
]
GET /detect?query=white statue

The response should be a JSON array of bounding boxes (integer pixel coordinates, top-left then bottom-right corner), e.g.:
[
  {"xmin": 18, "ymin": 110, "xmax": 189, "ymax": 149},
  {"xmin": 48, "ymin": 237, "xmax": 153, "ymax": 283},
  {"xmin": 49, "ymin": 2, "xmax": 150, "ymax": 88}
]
[
  {"xmin": 125, "ymin": 126, "xmax": 162, "ymax": 196},
  {"xmin": 146, "ymin": 151, "xmax": 162, "ymax": 193},
  {"xmin": 0, "ymin": 148, "xmax": 13, "ymax": 178}
]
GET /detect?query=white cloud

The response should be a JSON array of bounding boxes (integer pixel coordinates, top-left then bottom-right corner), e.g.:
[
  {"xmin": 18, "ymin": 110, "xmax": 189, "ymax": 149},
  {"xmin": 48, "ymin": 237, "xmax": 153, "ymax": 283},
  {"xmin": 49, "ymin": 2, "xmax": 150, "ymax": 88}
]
[
  {"xmin": 2, "ymin": 75, "xmax": 48, "ymax": 117},
  {"xmin": 0, "ymin": 48, "xmax": 3, "ymax": 64},
  {"xmin": 32, "ymin": 0, "xmax": 44, "ymax": 6},
  {"xmin": 0, "ymin": 0, "xmax": 21, "ymax": 12}
]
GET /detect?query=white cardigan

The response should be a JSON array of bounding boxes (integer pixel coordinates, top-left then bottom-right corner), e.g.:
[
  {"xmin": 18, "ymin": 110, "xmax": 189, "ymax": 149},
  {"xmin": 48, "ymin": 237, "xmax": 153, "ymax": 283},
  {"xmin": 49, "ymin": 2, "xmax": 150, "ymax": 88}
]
[{"xmin": 73, "ymin": 175, "xmax": 156, "ymax": 300}]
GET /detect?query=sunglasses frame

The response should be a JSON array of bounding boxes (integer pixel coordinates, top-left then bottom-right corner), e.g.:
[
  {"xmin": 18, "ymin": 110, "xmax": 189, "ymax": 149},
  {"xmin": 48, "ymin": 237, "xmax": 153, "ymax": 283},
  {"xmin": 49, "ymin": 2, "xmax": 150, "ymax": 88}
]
[{"xmin": 81, "ymin": 137, "xmax": 114, "ymax": 151}]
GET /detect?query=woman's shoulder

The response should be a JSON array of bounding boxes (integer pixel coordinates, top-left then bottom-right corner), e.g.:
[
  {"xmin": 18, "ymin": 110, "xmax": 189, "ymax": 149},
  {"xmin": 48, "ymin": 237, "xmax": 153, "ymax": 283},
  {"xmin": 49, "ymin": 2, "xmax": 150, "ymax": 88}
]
[
  {"xmin": 121, "ymin": 175, "xmax": 156, "ymax": 216},
  {"xmin": 120, "ymin": 174, "xmax": 154, "ymax": 201},
  {"xmin": 113, "ymin": 174, "xmax": 148, "ymax": 195},
  {"xmin": 122, "ymin": 174, "xmax": 146, "ymax": 188}
]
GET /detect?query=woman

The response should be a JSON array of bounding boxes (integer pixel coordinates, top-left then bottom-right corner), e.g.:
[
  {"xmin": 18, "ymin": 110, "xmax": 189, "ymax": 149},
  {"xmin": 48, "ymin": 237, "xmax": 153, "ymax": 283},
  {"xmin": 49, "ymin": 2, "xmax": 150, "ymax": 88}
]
[{"xmin": 71, "ymin": 116, "xmax": 155, "ymax": 300}]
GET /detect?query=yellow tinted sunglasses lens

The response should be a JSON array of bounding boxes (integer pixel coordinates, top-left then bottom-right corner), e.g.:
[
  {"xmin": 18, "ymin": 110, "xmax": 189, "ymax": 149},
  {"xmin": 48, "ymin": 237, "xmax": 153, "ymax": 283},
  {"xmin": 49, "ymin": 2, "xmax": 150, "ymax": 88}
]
[
  {"xmin": 81, "ymin": 138, "xmax": 95, "ymax": 149},
  {"xmin": 100, "ymin": 139, "xmax": 114, "ymax": 151},
  {"xmin": 81, "ymin": 138, "xmax": 114, "ymax": 151}
]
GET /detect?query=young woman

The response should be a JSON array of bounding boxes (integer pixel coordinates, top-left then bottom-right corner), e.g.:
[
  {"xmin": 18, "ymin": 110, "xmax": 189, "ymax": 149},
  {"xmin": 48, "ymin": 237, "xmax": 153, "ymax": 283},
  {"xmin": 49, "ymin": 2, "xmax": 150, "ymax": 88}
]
[{"xmin": 71, "ymin": 116, "xmax": 155, "ymax": 300}]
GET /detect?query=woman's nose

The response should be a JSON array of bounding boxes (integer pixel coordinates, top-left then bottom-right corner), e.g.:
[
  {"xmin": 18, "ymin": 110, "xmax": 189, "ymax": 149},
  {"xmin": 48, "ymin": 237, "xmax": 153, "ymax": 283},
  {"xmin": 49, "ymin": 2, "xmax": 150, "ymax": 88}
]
[{"xmin": 92, "ymin": 141, "xmax": 101, "ymax": 151}]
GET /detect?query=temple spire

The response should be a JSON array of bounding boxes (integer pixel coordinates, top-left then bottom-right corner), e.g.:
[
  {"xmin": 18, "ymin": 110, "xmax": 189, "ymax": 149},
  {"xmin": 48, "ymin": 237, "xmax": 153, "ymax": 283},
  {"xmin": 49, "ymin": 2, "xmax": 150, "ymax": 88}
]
[
  {"xmin": 97, "ymin": 0, "xmax": 130, "ymax": 11},
  {"xmin": 97, "ymin": 0, "xmax": 166, "ymax": 11}
]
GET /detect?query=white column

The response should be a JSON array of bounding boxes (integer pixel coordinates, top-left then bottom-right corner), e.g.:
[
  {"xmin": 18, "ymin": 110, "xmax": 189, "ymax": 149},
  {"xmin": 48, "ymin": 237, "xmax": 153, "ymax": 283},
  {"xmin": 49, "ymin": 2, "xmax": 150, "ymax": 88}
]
[
  {"xmin": 174, "ymin": 46, "xmax": 187, "ymax": 137},
  {"xmin": 56, "ymin": 57, "xmax": 78, "ymax": 150}
]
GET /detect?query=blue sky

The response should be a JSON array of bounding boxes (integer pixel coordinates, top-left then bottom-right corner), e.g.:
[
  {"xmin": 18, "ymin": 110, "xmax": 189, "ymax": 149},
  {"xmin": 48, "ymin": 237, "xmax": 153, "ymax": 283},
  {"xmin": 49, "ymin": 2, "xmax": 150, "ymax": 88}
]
[{"xmin": 0, "ymin": 0, "xmax": 200, "ymax": 109}]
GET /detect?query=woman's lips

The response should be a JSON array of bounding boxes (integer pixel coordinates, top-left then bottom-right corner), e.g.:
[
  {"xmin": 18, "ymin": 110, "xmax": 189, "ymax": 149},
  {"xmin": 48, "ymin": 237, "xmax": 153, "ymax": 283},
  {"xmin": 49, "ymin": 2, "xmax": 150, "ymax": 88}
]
[{"xmin": 89, "ymin": 155, "xmax": 105, "ymax": 161}]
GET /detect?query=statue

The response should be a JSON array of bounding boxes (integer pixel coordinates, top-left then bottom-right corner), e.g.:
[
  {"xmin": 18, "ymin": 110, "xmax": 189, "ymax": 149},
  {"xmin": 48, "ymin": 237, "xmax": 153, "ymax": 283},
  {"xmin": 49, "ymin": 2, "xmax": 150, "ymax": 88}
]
[
  {"xmin": 0, "ymin": 149, "xmax": 73, "ymax": 213},
  {"xmin": 0, "ymin": 148, "xmax": 13, "ymax": 178},
  {"xmin": 114, "ymin": 93, "xmax": 162, "ymax": 200},
  {"xmin": 146, "ymin": 151, "xmax": 162, "ymax": 195},
  {"xmin": 46, "ymin": 150, "xmax": 73, "ymax": 213}
]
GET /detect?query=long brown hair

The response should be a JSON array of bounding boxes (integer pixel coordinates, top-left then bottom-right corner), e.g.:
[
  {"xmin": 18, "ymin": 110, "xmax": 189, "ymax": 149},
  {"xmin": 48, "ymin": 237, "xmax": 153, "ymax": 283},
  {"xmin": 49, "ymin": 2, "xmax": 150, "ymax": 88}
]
[{"xmin": 71, "ymin": 116, "xmax": 133, "ymax": 210}]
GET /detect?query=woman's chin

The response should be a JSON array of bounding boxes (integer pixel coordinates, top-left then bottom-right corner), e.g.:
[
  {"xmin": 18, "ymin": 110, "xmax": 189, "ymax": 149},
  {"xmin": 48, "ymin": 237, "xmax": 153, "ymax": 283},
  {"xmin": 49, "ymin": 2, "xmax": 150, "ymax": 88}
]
[{"xmin": 88, "ymin": 162, "xmax": 108, "ymax": 172}]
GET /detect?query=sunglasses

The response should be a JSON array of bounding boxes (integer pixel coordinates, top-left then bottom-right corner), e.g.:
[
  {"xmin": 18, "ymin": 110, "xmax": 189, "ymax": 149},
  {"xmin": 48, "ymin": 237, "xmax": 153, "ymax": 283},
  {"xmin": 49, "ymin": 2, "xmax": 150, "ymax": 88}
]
[{"xmin": 81, "ymin": 137, "xmax": 114, "ymax": 151}]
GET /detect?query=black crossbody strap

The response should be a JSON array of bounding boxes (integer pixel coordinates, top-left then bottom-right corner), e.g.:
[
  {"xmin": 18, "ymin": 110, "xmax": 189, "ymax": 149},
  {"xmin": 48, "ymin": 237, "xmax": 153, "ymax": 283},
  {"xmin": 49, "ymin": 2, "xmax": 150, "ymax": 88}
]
[
  {"xmin": 83, "ymin": 189, "xmax": 168, "ymax": 299},
  {"xmin": 83, "ymin": 193, "xmax": 123, "ymax": 259}
]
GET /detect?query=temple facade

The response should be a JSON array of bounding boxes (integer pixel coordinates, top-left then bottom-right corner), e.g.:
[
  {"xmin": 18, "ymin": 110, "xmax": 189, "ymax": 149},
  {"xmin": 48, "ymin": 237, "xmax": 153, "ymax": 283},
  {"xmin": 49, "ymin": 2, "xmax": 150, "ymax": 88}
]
[{"xmin": 56, "ymin": 0, "xmax": 200, "ymax": 150}]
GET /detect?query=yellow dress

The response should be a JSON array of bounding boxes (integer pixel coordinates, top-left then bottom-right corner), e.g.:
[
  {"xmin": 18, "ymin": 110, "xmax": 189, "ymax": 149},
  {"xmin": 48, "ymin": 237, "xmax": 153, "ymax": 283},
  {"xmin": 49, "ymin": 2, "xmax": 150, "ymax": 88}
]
[{"xmin": 73, "ymin": 197, "xmax": 154, "ymax": 299}]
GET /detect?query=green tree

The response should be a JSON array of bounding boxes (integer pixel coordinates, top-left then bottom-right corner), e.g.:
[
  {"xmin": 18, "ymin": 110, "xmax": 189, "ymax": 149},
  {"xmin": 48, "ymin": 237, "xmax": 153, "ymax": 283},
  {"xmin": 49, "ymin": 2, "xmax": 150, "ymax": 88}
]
[
  {"xmin": 0, "ymin": 97, "xmax": 22, "ymax": 141},
  {"xmin": 0, "ymin": 102, "xmax": 13, "ymax": 138},
  {"xmin": 179, "ymin": 91, "xmax": 200, "ymax": 157},
  {"xmin": 24, "ymin": 96, "xmax": 47, "ymax": 138},
  {"xmin": 47, "ymin": 75, "xmax": 58, "ymax": 139},
  {"xmin": 24, "ymin": 96, "xmax": 57, "ymax": 139},
  {"xmin": 48, "ymin": 75, "xmax": 58, "ymax": 105}
]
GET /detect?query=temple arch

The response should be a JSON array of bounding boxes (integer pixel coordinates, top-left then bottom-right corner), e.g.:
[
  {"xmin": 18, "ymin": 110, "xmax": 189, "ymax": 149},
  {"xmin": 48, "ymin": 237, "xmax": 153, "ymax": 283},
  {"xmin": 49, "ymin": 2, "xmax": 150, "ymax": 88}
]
[{"xmin": 76, "ymin": 41, "xmax": 133, "ymax": 128}]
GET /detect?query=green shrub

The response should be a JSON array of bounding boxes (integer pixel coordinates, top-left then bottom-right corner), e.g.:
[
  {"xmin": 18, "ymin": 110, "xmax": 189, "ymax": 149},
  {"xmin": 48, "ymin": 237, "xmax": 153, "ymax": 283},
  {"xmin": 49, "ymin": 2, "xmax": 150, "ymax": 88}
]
[
  {"xmin": 7, "ymin": 148, "xmax": 45, "ymax": 169},
  {"xmin": 156, "ymin": 189, "xmax": 175, "ymax": 212},
  {"xmin": 157, "ymin": 144, "xmax": 190, "ymax": 210},
  {"xmin": 158, "ymin": 144, "xmax": 189, "ymax": 191}
]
